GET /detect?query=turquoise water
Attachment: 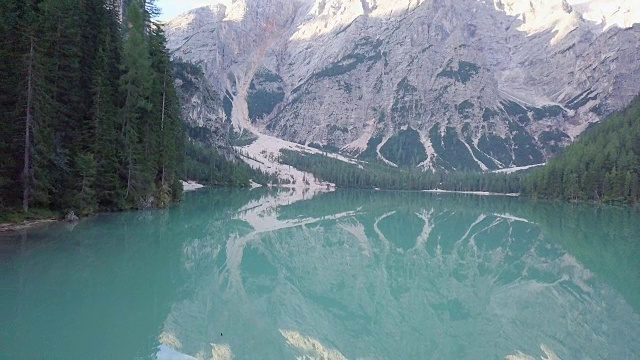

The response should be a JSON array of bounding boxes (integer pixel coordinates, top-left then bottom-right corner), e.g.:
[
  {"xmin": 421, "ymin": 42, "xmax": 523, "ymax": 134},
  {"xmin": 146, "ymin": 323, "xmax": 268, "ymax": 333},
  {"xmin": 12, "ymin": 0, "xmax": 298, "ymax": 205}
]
[{"xmin": 1, "ymin": 188, "xmax": 639, "ymax": 359}]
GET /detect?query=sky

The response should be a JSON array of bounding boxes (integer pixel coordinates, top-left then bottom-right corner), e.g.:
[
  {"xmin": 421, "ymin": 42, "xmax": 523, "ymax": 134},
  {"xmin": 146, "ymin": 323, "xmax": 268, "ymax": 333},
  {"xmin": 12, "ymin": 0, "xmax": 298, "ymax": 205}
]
[
  {"xmin": 155, "ymin": 0, "xmax": 593, "ymax": 22},
  {"xmin": 156, "ymin": 0, "xmax": 226, "ymax": 21}
]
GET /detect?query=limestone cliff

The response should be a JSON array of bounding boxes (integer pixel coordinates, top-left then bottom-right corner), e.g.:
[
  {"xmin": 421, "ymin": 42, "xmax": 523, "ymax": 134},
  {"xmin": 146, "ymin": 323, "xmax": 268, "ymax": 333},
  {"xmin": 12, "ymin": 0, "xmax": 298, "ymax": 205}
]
[{"xmin": 166, "ymin": 0, "xmax": 640, "ymax": 171}]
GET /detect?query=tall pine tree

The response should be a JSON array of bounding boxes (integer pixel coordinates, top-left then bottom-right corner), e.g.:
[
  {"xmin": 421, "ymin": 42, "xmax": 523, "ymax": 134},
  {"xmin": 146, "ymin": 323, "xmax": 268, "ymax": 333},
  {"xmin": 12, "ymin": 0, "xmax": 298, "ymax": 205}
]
[{"xmin": 1, "ymin": 0, "xmax": 187, "ymax": 217}]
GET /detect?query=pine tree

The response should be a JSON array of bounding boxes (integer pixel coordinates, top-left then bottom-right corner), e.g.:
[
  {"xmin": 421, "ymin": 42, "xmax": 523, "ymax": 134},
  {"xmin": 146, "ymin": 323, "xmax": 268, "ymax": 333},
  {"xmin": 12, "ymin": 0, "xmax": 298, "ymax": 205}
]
[
  {"xmin": 119, "ymin": 0, "xmax": 155, "ymax": 206},
  {"xmin": 0, "ymin": 0, "xmax": 37, "ymax": 210},
  {"xmin": 92, "ymin": 41, "xmax": 125, "ymax": 209},
  {"xmin": 76, "ymin": 152, "xmax": 97, "ymax": 215},
  {"xmin": 148, "ymin": 23, "xmax": 184, "ymax": 204},
  {"xmin": 1, "ymin": 0, "xmax": 190, "ymax": 218},
  {"xmin": 526, "ymin": 96, "xmax": 640, "ymax": 204}
]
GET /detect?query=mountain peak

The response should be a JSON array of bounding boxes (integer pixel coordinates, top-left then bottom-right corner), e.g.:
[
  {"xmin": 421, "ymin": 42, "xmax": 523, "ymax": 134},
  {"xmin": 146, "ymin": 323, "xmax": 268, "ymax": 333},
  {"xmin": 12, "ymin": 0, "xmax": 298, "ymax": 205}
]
[
  {"xmin": 166, "ymin": 0, "xmax": 640, "ymax": 172},
  {"xmin": 573, "ymin": 0, "xmax": 640, "ymax": 30}
]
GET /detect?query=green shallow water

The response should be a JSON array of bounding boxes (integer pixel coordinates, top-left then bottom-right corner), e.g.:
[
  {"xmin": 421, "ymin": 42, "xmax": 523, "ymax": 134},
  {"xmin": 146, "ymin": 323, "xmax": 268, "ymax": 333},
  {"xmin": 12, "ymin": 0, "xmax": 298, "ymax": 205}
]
[{"xmin": 1, "ymin": 189, "xmax": 639, "ymax": 359}]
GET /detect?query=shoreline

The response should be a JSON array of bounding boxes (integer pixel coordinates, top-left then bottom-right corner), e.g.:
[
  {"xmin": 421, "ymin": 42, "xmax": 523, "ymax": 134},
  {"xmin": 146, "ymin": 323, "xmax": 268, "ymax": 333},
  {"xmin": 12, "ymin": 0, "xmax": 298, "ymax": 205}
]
[
  {"xmin": 422, "ymin": 189, "xmax": 520, "ymax": 197},
  {"xmin": 0, "ymin": 190, "xmax": 517, "ymax": 234},
  {"xmin": 0, "ymin": 219, "xmax": 59, "ymax": 234},
  {"xmin": 181, "ymin": 180, "xmax": 205, "ymax": 191},
  {"xmin": 2, "ymin": 182, "xmax": 206, "ymax": 234}
]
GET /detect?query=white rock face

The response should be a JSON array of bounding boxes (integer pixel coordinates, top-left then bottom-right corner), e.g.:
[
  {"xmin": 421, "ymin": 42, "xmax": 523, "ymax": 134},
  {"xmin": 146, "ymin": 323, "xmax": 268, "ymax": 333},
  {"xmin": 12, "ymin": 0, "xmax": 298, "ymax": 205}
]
[
  {"xmin": 573, "ymin": 0, "xmax": 640, "ymax": 31},
  {"xmin": 166, "ymin": 0, "xmax": 640, "ymax": 171}
]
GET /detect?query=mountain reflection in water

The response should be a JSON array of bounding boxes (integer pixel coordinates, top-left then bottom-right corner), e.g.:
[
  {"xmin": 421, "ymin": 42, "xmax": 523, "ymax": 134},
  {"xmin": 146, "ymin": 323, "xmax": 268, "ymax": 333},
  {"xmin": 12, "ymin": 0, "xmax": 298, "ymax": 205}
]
[{"xmin": 1, "ymin": 188, "xmax": 639, "ymax": 359}]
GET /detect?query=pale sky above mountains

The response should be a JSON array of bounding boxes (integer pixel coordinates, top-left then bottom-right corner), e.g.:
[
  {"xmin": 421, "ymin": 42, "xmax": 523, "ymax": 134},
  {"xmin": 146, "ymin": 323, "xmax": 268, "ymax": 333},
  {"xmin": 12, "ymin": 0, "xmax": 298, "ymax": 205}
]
[
  {"xmin": 157, "ymin": 0, "xmax": 220, "ymax": 21},
  {"xmin": 156, "ymin": 0, "xmax": 596, "ymax": 22}
]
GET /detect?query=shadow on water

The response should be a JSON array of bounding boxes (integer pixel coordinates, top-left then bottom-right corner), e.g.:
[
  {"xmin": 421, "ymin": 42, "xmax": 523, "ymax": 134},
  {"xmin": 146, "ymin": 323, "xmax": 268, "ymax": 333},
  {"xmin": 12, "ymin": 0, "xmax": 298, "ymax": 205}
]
[{"xmin": 1, "ymin": 188, "xmax": 639, "ymax": 359}]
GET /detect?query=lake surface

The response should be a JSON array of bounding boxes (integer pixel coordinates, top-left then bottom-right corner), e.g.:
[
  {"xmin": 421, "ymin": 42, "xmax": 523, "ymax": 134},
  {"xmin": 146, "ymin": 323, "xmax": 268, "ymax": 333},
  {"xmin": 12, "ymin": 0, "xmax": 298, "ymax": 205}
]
[{"xmin": 1, "ymin": 188, "xmax": 639, "ymax": 359}]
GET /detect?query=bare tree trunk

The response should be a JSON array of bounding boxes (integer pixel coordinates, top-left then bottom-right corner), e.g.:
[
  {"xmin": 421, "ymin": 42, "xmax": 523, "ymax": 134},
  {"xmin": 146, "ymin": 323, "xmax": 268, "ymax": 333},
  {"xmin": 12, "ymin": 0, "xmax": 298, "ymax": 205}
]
[
  {"xmin": 123, "ymin": 89, "xmax": 132, "ymax": 200},
  {"xmin": 160, "ymin": 71, "xmax": 166, "ymax": 186},
  {"xmin": 161, "ymin": 73, "xmax": 166, "ymax": 132},
  {"xmin": 126, "ymin": 147, "xmax": 132, "ymax": 199},
  {"xmin": 22, "ymin": 37, "xmax": 35, "ymax": 213}
]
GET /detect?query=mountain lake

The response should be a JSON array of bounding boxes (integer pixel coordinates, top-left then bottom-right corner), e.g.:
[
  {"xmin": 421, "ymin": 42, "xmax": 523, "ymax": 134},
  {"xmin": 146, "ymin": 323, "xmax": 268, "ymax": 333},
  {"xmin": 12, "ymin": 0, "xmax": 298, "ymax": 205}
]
[{"xmin": 1, "ymin": 188, "xmax": 639, "ymax": 359}]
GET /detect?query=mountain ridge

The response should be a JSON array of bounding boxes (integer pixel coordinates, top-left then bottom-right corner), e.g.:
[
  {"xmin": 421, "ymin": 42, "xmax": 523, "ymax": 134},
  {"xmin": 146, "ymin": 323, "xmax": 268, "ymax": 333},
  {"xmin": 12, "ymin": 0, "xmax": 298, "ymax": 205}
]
[{"xmin": 165, "ymin": 0, "xmax": 640, "ymax": 174}]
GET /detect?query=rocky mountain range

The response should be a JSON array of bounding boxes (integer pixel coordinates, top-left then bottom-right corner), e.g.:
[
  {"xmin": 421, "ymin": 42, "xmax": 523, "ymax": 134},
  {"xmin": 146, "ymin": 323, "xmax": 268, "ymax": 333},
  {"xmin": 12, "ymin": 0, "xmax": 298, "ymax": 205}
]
[{"xmin": 166, "ymin": 0, "xmax": 640, "ymax": 172}]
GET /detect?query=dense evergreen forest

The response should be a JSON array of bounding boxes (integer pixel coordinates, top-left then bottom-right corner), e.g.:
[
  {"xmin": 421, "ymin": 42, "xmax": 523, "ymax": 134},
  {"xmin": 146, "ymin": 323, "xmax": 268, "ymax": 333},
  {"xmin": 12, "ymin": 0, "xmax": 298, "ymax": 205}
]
[
  {"xmin": 183, "ymin": 141, "xmax": 281, "ymax": 187},
  {"xmin": 0, "ymin": 0, "xmax": 186, "ymax": 217},
  {"xmin": 524, "ymin": 97, "xmax": 640, "ymax": 204},
  {"xmin": 280, "ymin": 150, "xmax": 524, "ymax": 193}
]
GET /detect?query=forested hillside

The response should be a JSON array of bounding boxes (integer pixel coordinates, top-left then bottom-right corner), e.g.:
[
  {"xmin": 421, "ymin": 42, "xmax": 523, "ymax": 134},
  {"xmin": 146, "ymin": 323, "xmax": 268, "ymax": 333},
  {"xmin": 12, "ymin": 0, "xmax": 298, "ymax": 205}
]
[
  {"xmin": 0, "ymin": 0, "xmax": 184, "ymax": 216},
  {"xmin": 280, "ymin": 150, "xmax": 523, "ymax": 194},
  {"xmin": 183, "ymin": 140, "xmax": 282, "ymax": 187},
  {"xmin": 524, "ymin": 97, "xmax": 640, "ymax": 204}
]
